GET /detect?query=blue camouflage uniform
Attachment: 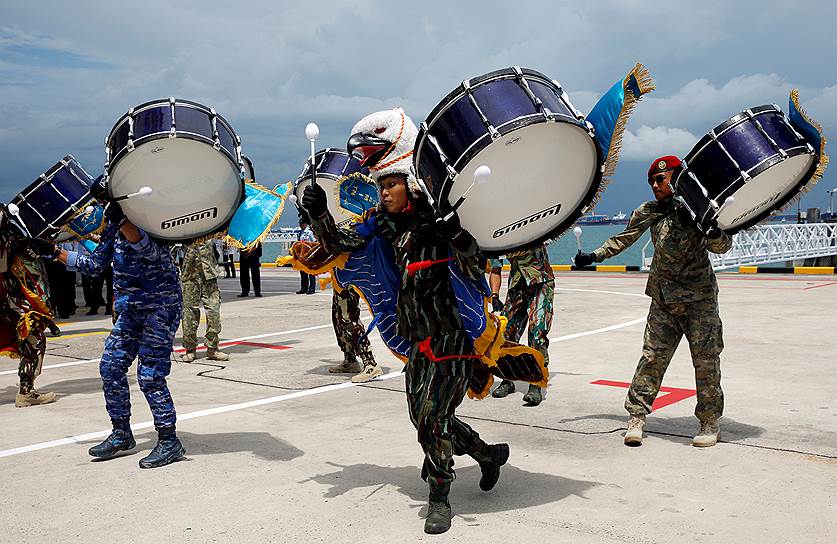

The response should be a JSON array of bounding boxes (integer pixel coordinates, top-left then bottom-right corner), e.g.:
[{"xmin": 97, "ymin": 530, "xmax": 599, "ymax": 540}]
[{"xmin": 68, "ymin": 223, "xmax": 182, "ymax": 430}]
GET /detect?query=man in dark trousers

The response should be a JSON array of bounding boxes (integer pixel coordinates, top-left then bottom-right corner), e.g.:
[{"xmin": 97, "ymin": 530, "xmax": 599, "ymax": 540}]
[{"xmin": 238, "ymin": 242, "xmax": 262, "ymax": 297}]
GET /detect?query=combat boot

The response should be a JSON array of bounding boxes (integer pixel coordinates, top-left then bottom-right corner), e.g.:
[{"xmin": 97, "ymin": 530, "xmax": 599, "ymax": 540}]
[
  {"xmin": 522, "ymin": 384, "xmax": 543, "ymax": 406},
  {"xmin": 692, "ymin": 419, "xmax": 721, "ymax": 447},
  {"xmin": 206, "ymin": 349, "xmax": 230, "ymax": 361},
  {"xmin": 15, "ymin": 389, "xmax": 57, "ymax": 408},
  {"xmin": 491, "ymin": 380, "xmax": 515, "ymax": 398},
  {"xmin": 351, "ymin": 363, "xmax": 383, "ymax": 383},
  {"xmin": 139, "ymin": 426, "xmax": 186, "ymax": 469},
  {"xmin": 624, "ymin": 415, "xmax": 646, "ymax": 446},
  {"xmin": 477, "ymin": 443, "xmax": 510, "ymax": 491},
  {"xmin": 89, "ymin": 420, "xmax": 135, "ymax": 458},
  {"xmin": 179, "ymin": 350, "xmax": 196, "ymax": 363},
  {"xmin": 424, "ymin": 485, "xmax": 452, "ymax": 535},
  {"xmin": 329, "ymin": 358, "xmax": 361, "ymax": 374}
]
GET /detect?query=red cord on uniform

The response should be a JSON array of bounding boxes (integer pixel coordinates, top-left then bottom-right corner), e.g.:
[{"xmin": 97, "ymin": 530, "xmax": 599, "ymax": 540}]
[
  {"xmin": 406, "ymin": 257, "xmax": 453, "ymax": 276},
  {"xmin": 418, "ymin": 337, "xmax": 482, "ymax": 362}
]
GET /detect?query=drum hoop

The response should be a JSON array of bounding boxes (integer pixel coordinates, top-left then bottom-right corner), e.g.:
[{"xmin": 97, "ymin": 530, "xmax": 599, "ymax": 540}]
[{"xmin": 107, "ymin": 130, "xmax": 240, "ymax": 174}]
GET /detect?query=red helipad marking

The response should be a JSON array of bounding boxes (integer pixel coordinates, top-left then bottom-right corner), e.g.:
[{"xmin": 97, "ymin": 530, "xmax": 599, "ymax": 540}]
[
  {"xmin": 591, "ymin": 379, "xmax": 696, "ymax": 411},
  {"xmin": 174, "ymin": 341, "xmax": 292, "ymax": 353}
]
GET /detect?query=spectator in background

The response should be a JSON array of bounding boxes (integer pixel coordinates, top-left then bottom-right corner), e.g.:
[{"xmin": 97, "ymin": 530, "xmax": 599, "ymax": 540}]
[
  {"xmin": 296, "ymin": 218, "xmax": 317, "ymax": 295},
  {"xmin": 222, "ymin": 240, "xmax": 236, "ymax": 278},
  {"xmin": 238, "ymin": 242, "xmax": 262, "ymax": 297}
]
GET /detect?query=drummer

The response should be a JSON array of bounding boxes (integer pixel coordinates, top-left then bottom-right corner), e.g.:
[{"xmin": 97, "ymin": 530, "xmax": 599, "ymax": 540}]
[{"xmin": 575, "ymin": 156, "xmax": 732, "ymax": 448}]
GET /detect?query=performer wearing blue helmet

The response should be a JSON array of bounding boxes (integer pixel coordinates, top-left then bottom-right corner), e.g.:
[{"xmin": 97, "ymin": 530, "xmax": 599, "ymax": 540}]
[{"xmin": 50, "ymin": 183, "xmax": 185, "ymax": 468}]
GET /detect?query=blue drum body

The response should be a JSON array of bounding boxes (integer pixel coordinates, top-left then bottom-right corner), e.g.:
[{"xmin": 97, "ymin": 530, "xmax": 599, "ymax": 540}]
[
  {"xmin": 415, "ymin": 67, "xmax": 603, "ymax": 256},
  {"xmin": 10, "ymin": 155, "xmax": 96, "ymax": 239},
  {"xmin": 675, "ymin": 105, "xmax": 817, "ymax": 233},
  {"xmin": 105, "ymin": 98, "xmax": 245, "ymax": 242},
  {"xmin": 294, "ymin": 148, "xmax": 376, "ymax": 225}
]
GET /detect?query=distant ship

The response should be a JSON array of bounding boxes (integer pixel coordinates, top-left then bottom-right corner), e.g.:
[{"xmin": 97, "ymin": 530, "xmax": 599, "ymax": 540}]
[
  {"xmin": 610, "ymin": 211, "xmax": 629, "ymax": 225},
  {"xmin": 576, "ymin": 213, "xmax": 609, "ymax": 225}
]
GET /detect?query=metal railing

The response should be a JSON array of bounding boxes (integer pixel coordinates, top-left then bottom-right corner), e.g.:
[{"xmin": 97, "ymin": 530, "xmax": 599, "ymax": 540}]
[{"xmin": 641, "ymin": 223, "xmax": 837, "ymax": 271}]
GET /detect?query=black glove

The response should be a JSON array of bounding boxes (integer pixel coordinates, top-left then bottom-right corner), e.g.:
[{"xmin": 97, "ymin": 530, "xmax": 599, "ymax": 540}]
[
  {"xmin": 574, "ymin": 251, "xmax": 596, "ymax": 268},
  {"xmin": 704, "ymin": 218, "xmax": 724, "ymax": 239},
  {"xmin": 491, "ymin": 294, "xmax": 504, "ymax": 313},
  {"xmin": 434, "ymin": 209, "xmax": 463, "ymax": 242},
  {"xmin": 301, "ymin": 183, "xmax": 328, "ymax": 219},
  {"xmin": 90, "ymin": 174, "xmax": 109, "ymax": 203},
  {"xmin": 104, "ymin": 201, "xmax": 126, "ymax": 226},
  {"xmin": 13, "ymin": 238, "xmax": 59, "ymax": 260}
]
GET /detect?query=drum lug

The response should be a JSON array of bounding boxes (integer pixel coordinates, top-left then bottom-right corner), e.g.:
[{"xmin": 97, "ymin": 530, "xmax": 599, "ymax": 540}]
[
  {"xmin": 446, "ymin": 164, "xmax": 458, "ymax": 179},
  {"xmin": 489, "ymin": 125, "xmax": 501, "ymax": 140},
  {"xmin": 169, "ymin": 97, "xmax": 177, "ymax": 138},
  {"xmin": 542, "ymin": 107, "xmax": 555, "ymax": 122},
  {"xmin": 513, "ymin": 65, "xmax": 545, "ymax": 112},
  {"xmin": 586, "ymin": 121, "xmax": 596, "ymax": 138}
]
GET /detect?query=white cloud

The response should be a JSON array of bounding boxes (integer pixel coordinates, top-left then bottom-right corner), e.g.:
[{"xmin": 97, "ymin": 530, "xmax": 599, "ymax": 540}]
[{"xmin": 621, "ymin": 125, "xmax": 699, "ymax": 160}]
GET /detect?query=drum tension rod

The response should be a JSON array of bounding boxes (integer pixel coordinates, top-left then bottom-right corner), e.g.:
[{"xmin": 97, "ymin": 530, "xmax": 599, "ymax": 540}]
[
  {"xmin": 462, "ymin": 79, "xmax": 500, "ymax": 140},
  {"xmin": 168, "ymin": 97, "xmax": 176, "ymax": 138}
]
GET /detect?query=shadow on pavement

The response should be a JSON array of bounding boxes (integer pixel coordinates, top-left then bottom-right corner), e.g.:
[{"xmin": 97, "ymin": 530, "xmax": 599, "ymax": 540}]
[
  {"xmin": 176, "ymin": 431, "xmax": 305, "ymax": 461},
  {"xmin": 300, "ymin": 461, "xmax": 601, "ymax": 516},
  {"xmin": 559, "ymin": 413, "xmax": 766, "ymax": 442}
]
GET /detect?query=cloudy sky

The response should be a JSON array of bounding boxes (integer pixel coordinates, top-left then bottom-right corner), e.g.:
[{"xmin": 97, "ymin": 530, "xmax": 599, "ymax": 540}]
[{"xmin": 1, "ymin": 0, "xmax": 835, "ymax": 225}]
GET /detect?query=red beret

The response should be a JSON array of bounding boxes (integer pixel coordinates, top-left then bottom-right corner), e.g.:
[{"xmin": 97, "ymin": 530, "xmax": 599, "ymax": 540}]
[{"xmin": 648, "ymin": 155, "xmax": 681, "ymax": 178}]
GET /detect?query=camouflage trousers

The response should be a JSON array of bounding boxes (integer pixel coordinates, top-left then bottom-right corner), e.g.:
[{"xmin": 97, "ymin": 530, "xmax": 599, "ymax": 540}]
[
  {"xmin": 182, "ymin": 278, "xmax": 221, "ymax": 351},
  {"xmin": 332, "ymin": 288, "xmax": 375, "ymax": 365},
  {"xmin": 503, "ymin": 280, "xmax": 555, "ymax": 367},
  {"xmin": 405, "ymin": 332, "xmax": 491, "ymax": 492},
  {"xmin": 18, "ymin": 332, "xmax": 46, "ymax": 394},
  {"xmin": 626, "ymin": 297, "xmax": 724, "ymax": 422},
  {"xmin": 100, "ymin": 303, "xmax": 181, "ymax": 430}
]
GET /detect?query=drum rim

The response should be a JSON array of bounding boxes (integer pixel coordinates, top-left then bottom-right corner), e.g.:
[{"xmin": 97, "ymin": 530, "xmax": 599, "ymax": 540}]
[
  {"xmin": 105, "ymin": 98, "xmax": 242, "ymax": 173},
  {"xmin": 296, "ymin": 148, "xmax": 369, "ymax": 183}
]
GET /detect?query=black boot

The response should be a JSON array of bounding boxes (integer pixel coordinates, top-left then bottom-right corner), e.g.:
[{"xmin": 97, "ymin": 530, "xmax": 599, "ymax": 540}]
[
  {"xmin": 139, "ymin": 426, "xmax": 185, "ymax": 469},
  {"xmin": 424, "ymin": 485, "xmax": 452, "ymax": 535},
  {"xmin": 491, "ymin": 380, "xmax": 515, "ymax": 398},
  {"xmin": 522, "ymin": 384, "xmax": 543, "ymax": 406},
  {"xmin": 89, "ymin": 420, "xmax": 135, "ymax": 459},
  {"xmin": 477, "ymin": 443, "xmax": 510, "ymax": 491}
]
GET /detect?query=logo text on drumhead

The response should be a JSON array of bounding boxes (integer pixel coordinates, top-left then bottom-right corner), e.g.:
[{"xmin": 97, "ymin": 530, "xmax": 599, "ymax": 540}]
[
  {"xmin": 161, "ymin": 207, "xmax": 219, "ymax": 230},
  {"xmin": 728, "ymin": 190, "xmax": 782, "ymax": 226},
  {"xmin": 493, "ymin": 203, "xmax": 562, "ymax": 239}
]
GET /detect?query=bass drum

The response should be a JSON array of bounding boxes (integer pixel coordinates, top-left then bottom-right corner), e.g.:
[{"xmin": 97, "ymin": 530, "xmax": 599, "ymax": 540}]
[
  {"xmin": 105, "ymin": 98, "xmax": 245, "ymax": 243},
  {"xmin": 414, "ymin": 66, "xmax": 603, "ymax": 256},
  {"xmin": 675, "ymin": 104, "xmax": 818, "ymax": 234},
  {"xmin": 294, "ymin": 148, "xmax": 373, "ymax": 226}
]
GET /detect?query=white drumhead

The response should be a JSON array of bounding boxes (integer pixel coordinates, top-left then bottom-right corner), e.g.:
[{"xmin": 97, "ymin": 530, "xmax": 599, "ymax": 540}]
[
  {"xmin": 109, "ymin": 138, "xmax": 242, "ymax": 240},
  {"xmin": 293, "ymin": 176, "xmax": 359, "ymax": 226},
  {"xmin": 716, "ymin": 154, "xmax": 814, "ymax": 230},
  {"xmin": 448, "ymin": 122, "xmax": 599, "ymax": 253}
]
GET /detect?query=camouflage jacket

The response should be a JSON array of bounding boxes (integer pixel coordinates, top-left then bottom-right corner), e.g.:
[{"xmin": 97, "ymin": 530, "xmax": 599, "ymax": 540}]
[
  {"xmin": 489, "ymin": 245, "xmax": 554, "ymax": 288},
  {"xmin": 70, "ymin": 223, "xmax": 181, "ymax": 311},
  {"xmin": 180, "ymin": 240, "xmax": 220, "ymax": 282},
  {"xmin": 592, "ymin": 198, "xmax": 732, "ymax": 303},
  {"xmin": 312, "ymin": 197, "xmax": 483, "ymax": 342}
]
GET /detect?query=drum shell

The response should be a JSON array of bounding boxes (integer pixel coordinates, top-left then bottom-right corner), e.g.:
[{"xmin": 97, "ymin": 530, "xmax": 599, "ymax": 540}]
[
  {"xmin": 675, "ymin": 105, "xmax": 817, "ymax": 234},
  {"xmin": 415, "ymin": 67, "xmax": 603, "ymax": 256},
  {"xmin": 294, "ymin": 149, "xmax": 372, "ymax": 226},
  {"xmin": 105, "ymin": 99, "xmax": 245, "ymax": 243},
  {"xmin": 10, "ymin": 156, "xmax": 96, "ymax": 239}
]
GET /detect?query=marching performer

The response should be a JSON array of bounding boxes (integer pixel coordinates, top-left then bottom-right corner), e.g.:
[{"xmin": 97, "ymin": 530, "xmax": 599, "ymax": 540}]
[
  {"xmin": 488, "ymin": 244, "xmax": 555, "ymax": 405},
  {"xmin": 0, "ymin": 205, "xmax": 57, "ymax": 407},
  {"xmin": 54, "ymin": 194, "xmax": 186, "ymax": 468},
  {"xmin": 302, "ymin": 108, "xmax": 511, "ymax": 535},
  {"xmin": 575, "ymin": 156, "xmax": 732, "ymax": 447}
]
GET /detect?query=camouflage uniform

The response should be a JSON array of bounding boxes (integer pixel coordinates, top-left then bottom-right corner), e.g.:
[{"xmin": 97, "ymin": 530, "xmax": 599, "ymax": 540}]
[
  {"xmin": 489, "ymin": 245, "xmax": 555, "ymax": 367},
  {"xmin": 331, "ymin": 287, "xmax": 376, "ymax": 367},
  {"xmin": 180, "ymin": 240, "xmax": 222, "ymax": 351},
  {"xmin": 70, "ymin": 223, "xmax": 182, "ymax": 430},
  {"xmin": 592, "ymin": 198, "xmax": 732, "ymax": 422},
  {"xmin": 312, "ymin": 197, "xmax": 496, "ymax": 493}
]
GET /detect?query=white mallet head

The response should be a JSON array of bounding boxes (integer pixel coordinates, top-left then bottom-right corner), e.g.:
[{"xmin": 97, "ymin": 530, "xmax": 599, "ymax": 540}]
[
  {"xmin": 137, "ymin": 186, "xmax": 153, "ymax": 197},
  {"xmin": 305, "ymin": 122, "xmax": 320, "ymax": 141},
  {"xmin": 473, "ymin": 165, "xmax": 491, "ymax": 185},
  {"xmin": 85, "ymin": 205, "xmax": 95, "ymax": 214},
  {"xmin": 723, "ymin": 196, "xmax": 735, "ymax": 207},
  {"xmin": 573, "ymin": 226, "xmax": 583, "ymax": 239},
  {"xmin": 288, "ymin": 195, "xmax": 298, "ymax": 206},
  {"xmin": 7, "ymin": 203, "xmax": 20, "ymax": 215}
]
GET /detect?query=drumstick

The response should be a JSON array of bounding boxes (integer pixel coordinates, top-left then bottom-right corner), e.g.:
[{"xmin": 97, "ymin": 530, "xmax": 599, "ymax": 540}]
[
  {"xmin": 5, "ymin": 203, "xmax": 32, "ymax": 237},
  {"xmin": 305, "ymin": 123, "xmax": 319, "ymax": 188},
  {"xmin": 573, "ymin": 226, "xmax": 583, "ymax": 251},
  {"xmin": 112, "ymin": 186, "xmax": 153, "ymax": 202},
  {"xmin": 438, "ymin": 165, "xmax": 491, "ymax": 222}
]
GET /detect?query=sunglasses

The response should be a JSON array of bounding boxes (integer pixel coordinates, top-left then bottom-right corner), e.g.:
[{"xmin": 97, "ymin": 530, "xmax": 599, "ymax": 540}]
[{"xmin": 649, "ymin": 173, "xmax": 668, "ymax": 185}]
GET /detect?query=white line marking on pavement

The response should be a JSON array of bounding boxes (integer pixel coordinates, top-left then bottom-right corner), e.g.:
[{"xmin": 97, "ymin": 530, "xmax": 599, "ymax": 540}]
[
  {"xmin": 556, "ymin": 287, "xmax": 648, "ymax": 299},
  {"xmin": 550, "ymin": 317, "xmax": 646, "ymax": 342}
]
